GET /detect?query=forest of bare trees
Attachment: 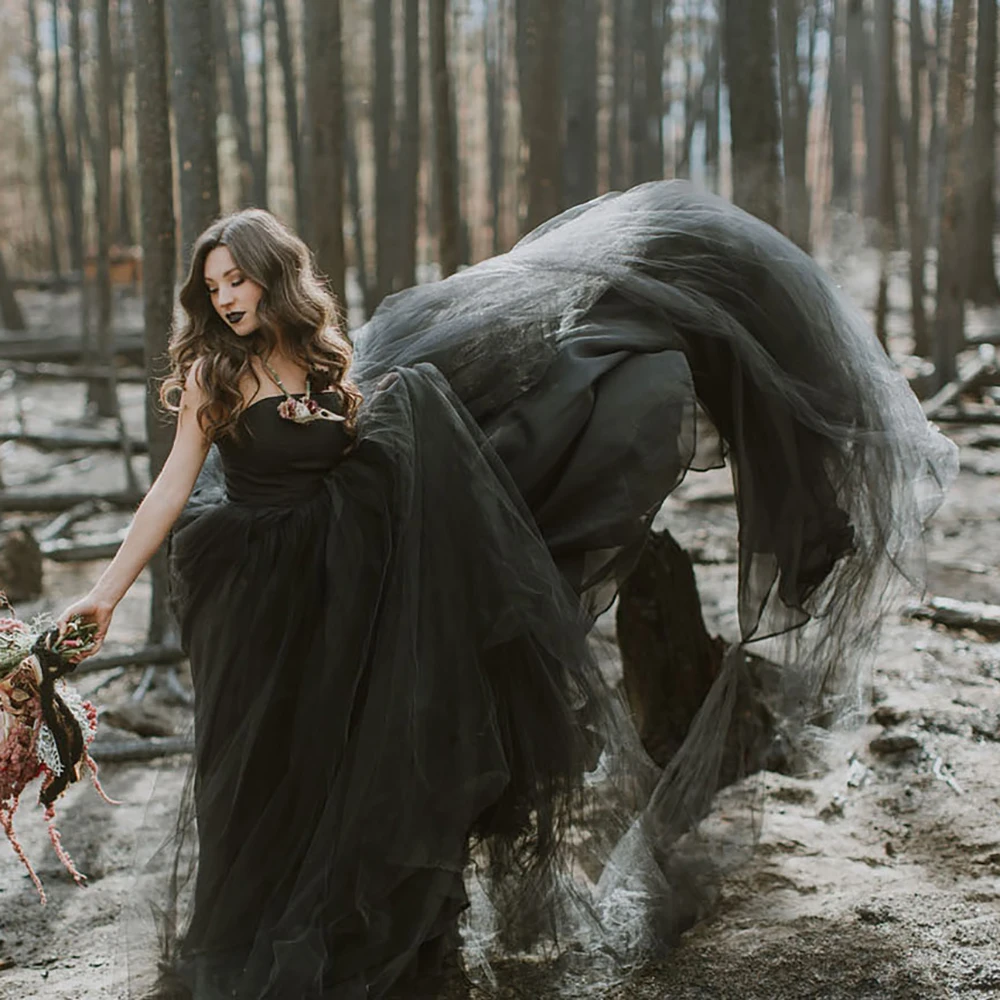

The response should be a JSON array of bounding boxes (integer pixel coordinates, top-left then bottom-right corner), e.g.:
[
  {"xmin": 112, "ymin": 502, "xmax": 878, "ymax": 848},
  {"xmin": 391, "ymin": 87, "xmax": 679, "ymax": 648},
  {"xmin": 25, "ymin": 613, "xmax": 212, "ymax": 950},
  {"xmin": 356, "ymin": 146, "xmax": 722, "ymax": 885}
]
[
  {"xmin": 0, "ymin": 0, "xmax": 999, "ymax": 645},
  {"xmin": 1, "ymin": 1, "xmax": 997, "ymax": 356}
]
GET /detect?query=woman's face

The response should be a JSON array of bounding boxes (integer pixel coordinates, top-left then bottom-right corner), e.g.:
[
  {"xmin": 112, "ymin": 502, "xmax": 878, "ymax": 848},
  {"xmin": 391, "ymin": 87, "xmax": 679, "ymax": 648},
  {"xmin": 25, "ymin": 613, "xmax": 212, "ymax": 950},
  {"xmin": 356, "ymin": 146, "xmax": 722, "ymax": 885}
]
[{"xmin": 204, "ymin": 245, "xmax": 264, "ymax": 337}]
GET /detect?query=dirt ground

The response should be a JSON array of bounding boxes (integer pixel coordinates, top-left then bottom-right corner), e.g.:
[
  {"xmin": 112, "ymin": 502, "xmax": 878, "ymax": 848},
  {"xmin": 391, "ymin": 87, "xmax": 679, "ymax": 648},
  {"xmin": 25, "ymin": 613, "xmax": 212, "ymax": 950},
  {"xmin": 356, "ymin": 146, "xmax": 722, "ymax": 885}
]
[{"xmin": 2, "ymin": 254, "xmax": 1000, "ymax": 999}]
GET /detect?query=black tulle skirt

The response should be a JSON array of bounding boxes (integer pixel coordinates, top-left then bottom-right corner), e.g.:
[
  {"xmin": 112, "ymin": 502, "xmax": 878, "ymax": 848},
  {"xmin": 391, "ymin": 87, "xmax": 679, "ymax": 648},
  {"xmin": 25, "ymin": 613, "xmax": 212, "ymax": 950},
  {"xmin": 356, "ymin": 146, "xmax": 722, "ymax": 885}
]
[
  {"xmin": 160, "ymin": 182, "xmax": 958, "ymax": 998},
  {"xmin": 168, "ymin": 366, "xmax": 628, "ymax": 998}
]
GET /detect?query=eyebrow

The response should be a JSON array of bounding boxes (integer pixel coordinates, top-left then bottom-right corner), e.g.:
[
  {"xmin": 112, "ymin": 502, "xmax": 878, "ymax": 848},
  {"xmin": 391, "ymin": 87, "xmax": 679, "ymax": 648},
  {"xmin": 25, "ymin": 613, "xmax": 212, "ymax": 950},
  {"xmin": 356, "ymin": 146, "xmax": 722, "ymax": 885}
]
[{"xmin": 205, "ymin": 267, "xmax": 241, "ymax": 285}]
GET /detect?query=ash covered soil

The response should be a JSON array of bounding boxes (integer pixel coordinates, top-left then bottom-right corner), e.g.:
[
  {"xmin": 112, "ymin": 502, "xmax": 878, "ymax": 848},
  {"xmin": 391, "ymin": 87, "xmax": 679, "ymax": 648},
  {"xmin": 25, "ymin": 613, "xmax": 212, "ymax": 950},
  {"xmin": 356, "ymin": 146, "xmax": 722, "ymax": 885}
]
[{"xmin": 2, "ymin": 257, "xmax": 1000, "ymax": 999}]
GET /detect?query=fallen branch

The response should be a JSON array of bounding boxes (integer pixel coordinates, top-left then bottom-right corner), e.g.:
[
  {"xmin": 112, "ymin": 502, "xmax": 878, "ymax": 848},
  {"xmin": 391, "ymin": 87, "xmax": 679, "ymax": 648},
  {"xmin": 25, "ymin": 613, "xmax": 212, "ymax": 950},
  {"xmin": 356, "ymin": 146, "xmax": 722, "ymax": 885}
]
[
  {"xmin": 0, "ymin": 331, "xmax": 145, "ymax": 364},
  {"xmin": 0, "ymin": 428, "xmax": 148, "ymax": 453},
  {"xmin": 1, "ymin": 360, "xmax": 147, "ymax": 383},
  {"xmin": 88, "ymin": 735, "xmax": 193, "ymax": 762},
  {"xmin": 0, "ymin": 489, "xmax": 143, "ymax": 513},
  {"xmin": 906, "ymin": 596, "xmax": 1000, "ymax": 640},
  {"xmin": 70, "ymin": 643, "xmax": 186, "ymax": 675},
  {"xmin": 923, "ymin": 358, "xmax": 996, "ymax": 419},
  {"xmin": 40, "ymin": 532, "xmax": 125, "ymax": 562},
  {"xmin": 35, "ymin": 499, "xmax": 108, "ymax": 542},
  {"xmin": 928, "ymin": 408, "xmax": 1000, "ymax": 424}
]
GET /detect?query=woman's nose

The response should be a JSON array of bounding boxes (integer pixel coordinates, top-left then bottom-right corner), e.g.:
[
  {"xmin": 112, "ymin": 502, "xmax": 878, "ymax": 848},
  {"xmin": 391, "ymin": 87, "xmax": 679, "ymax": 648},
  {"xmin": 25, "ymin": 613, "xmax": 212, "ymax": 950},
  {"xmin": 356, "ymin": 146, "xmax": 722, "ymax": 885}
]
[{"xmin": 218, "ymin": 287, "xmax": 234, "ymax": 307}]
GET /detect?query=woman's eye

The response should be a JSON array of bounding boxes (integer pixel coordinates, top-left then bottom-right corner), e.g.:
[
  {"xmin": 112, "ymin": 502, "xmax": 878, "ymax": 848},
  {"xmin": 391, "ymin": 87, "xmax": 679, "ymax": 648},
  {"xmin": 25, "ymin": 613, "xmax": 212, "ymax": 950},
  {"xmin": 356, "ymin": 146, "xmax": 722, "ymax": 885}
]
[
  {"xmin": 207, "ymin": 288, "xmax": 218, "ymax": 296},
  {"xmin": 232, "ymin": 278, "xmax": 244, "ymax": 287}
]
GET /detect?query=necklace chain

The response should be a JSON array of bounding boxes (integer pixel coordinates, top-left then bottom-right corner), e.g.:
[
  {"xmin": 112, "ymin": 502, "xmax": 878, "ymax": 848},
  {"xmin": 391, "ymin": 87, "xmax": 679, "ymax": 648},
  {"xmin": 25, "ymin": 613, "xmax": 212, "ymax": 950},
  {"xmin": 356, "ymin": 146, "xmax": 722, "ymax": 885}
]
[{"xmin": 263, "ymin": 357, "xmax": 310, "ymax": 400}]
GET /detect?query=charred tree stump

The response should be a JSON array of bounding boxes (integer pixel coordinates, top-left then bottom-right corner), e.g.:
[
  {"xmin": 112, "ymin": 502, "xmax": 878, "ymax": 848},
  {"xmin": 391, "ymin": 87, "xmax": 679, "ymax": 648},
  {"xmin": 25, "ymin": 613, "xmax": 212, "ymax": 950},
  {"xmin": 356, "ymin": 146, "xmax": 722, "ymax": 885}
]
[
  {"xmin": 617, "ymin": 528, "xmax": 727, "ymax": 766},
  {"xmin": 0, "ymin": 527, "xmax": 43, "ymax": 603},
  {"xmin": 618, "ymin": 527, "xmax": 788, "ymax": 781}
]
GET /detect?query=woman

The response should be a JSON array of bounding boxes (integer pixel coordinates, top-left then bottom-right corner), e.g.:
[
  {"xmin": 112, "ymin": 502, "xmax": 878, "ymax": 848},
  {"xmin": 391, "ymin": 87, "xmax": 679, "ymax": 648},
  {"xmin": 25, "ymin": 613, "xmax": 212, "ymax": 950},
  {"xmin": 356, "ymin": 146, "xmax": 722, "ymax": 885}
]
[{"xmin": 60, "ymin": 184, "xmax": 955, "ymax": 998}]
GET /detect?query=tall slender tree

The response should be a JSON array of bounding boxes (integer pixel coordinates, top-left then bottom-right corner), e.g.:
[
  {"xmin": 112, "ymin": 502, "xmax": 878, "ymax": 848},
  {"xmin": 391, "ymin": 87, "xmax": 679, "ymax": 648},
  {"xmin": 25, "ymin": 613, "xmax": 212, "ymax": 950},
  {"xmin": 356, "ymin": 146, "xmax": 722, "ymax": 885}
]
[
  {"xmin": 51, "ymin": 0, "xmax": 82, "ymax": 275},
  {"xmin": 777, "ymin": 0, "xmax": 811, "ymax": 249},
  {"xmin": 133, "ymin": 0, "xmax": 177, "ymax": 643},
  {"xmin": 0, "ymin": 249, "xmax": 27, "ymax": 330},
  {"xmin": 214, "ymin": 0, "xmax": 255, "ymax": 206},
  {"xmin": 521, "ymin": 0, "xmax": 564, "ymax": 230},
  {"xmin": 485, "ymin": 0, "xmax": 505, "ymax": 253},
  {"xmin": 70, "ymin": 0, "xmax": 94, "ymax": 360},
  {"xmin": 396, "ymin": 0, "xmax": 421, "ymax": 290},
  {"xmin": 609, "ymin": 0, "xmax": 631, "ymax": 189},
  {"xmin": 905, "ymin": 0, "xmax": 930, "ymax": 355},
  {"xmin": 255, "ymin": 0, "xmax": 270, "ymax": 209},
  {"xmin": 91, "ymin": 0, "xmax": 116, "ymax": 416},
  {"xmin": 26, "ymin": 0, "xmax": 62, "ymax": 282},
  {"xmin": 873, "ymin": 0, "xmax": 896, "ymax": 346},
  {"xmin": 373, "ymin": 0, "xmax": 396, "ymax": 302},
  {"xmin": 169, "ymin": 0, "xmax": 220, "ymax": 269},
  {"xmin": 274, "ymin": 0, "xmax": 304, "ymax": 234},
  {"xmin": 704, "ymin": 30, "xmax": 721, "ymax": 192},
  {"xmin": 829, "ymin": 0, "xmax": 853, "ymax": 211},
  {"xmin": 344, "ymin": 99, "xmax": 372, "ymax": 314},
  {"xmin": 114, "ymin": 0, "xmax": 134, "ymax": 245},
  {"xmin": 965, "ymin": 0, "xmax": 999, "ymax": 304},
  {"xmin": 563, "ymin": 0, "xmax": 598, "ymax": 206},
  {"xmin": 430, "ymin": 0, "xmax": 460, "ymax": 276},
  {"xmin": 933, "ymin": 0, "xmax": 974, "ymax": 387},
  {"xmin": 723, "ymin": 0, "xmax": 782, "ymax": 228},
  {"xmin": 303, "ymin": 0, "xmax": 345, "ymax": 304}
]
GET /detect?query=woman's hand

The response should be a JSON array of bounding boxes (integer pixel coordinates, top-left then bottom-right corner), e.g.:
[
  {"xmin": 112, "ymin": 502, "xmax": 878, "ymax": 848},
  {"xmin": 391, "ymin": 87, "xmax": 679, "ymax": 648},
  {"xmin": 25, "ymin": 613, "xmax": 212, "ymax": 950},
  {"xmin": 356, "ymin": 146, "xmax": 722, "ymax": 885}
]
[{"xmin": 56, "ymin": 596, "xmax": 115, "ymax": 661}]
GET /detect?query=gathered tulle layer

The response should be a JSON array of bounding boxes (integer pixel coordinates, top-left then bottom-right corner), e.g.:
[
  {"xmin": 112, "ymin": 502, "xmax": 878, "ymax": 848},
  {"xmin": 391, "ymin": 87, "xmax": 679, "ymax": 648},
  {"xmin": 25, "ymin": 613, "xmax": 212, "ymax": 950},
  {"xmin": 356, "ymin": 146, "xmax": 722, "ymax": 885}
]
[
  {"xmin": 165, "ymin": 366, "xmax": 634, "ymax": 999},
  {"xmin": 352, "ymin": 181, "xmax": 957, "ymax": 714}
]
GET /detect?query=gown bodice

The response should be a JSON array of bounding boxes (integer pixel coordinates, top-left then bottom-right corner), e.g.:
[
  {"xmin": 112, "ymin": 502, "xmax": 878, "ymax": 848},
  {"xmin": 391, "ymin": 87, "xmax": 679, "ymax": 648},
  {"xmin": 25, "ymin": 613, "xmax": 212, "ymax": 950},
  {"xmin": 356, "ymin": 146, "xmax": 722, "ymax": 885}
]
[{"xmin": 216, "ymin": 391, "xmax": 351, "ymax": 506}]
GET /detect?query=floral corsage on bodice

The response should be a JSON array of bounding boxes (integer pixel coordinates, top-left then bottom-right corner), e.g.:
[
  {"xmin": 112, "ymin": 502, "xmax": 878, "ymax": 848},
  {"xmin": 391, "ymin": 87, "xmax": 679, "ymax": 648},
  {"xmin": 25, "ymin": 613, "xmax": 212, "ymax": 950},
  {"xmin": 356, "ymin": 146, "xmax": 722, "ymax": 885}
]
[{"xmin": 266, "ymin": 360, "xmax": 345, "ymax": 425}]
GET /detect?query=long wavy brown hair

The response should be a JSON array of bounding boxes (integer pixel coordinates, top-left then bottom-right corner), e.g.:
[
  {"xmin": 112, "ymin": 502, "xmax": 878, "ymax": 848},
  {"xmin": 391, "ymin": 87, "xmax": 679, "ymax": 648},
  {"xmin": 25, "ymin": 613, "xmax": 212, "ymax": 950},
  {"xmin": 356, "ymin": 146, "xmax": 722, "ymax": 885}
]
[{"xmin": 160, "ymin": 208, "xmax": 362, "ymax": 440}]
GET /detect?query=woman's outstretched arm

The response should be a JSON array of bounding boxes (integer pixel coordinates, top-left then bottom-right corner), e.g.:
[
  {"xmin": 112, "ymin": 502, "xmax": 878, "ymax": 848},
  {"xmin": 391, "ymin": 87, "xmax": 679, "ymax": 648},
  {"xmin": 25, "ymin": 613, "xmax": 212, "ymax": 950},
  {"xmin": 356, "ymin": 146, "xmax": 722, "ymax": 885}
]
[{"xmin": 57, "ymin": 367, "xmax": 212, "ymax": 655}]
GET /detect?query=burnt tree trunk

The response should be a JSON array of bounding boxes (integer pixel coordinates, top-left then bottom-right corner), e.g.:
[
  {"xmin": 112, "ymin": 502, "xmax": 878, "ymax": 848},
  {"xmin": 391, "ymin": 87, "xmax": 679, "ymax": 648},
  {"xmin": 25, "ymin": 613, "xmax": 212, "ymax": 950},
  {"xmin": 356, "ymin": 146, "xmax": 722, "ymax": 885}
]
[
  {"xmin": 303, "ymin": 0, "xmax": 346, "ymax": 304},
  {"xmin": 90, "ymin": 0, "xmax": 116, "ymax": 418},
  {"xmin": 521, "ymin": 0, "xmax": 564, "ymax": 230},
  {"xmin": 214, "ymin": 0, "xmax": 255, "ymax": 206},
  {"xmin": 905, "ymin": 0, "xmax": 930, "ymax": 356},
  {"xmin": 965, "ymin": 0, "xmax": 1000, "ymax": 304},
  {"xmin": 485, "ymin": 0, "xmax": 505, "ymax": 254},
  {"xmin": 373, "ymin": 0, "xmax": 396, "ymax": 302},
  {"xmin": 723, "ymin": 0, "xmax": 783, "ymax": 228},
  {"xmin": 114, "ymin": 0, "xmax": 134, "ymax": 245},
  {"xmin": 0, "ymin": 529, "xmax": 43, "ymax": 604},
  {"xmin": 609, "ymin": 0, "xmax": 630, "ymax": 189},
  {"xmin": 133, "ymin": 0, "xmax": 177, "ymax": 644},
  {"xmin": 829, "ymin": 0, "xmax": 854, "ymax": 212},
  {"xmin": 0, "ymin": 249, "xmax": 27, "ymax": 330},
  {"xmin": 777, "ymin": 0, "xmax": 811, "ymax": 250},
  {"xmin": 70, "ymin": 0, "xmax": 94, "ymax": 365},
  {"xmin": 345, "ymin": 99, "xmax": 373, "ymax": 317},
  {"xmin": 255, "ymin": 0, "xmax": 269, "ymax": 210},
  {"xmin": 617, "ymin": 529, "xmax": 726, "ymax": 767},
  {"xmin": 873, "ymin": 0, "xmax": 896, "ymax": 348},
  {"xmin": 169, "ymin": 0, "xmax": 221, "ymax": 270},
  {"xmin": 704, "ymin": 31, "xmax": 722, "ymax": 192},
  {"xmin": 563, "ymin": 0, "xmax": 598, "ymax": 207},
  {"xmin": 932, "ymin": 0, "xmax": 975, "ymax": 388},
  {"xmin": 430, "ymin": 0, "xmax": 461, "ymax": 277},
  {"xmin": 50, "ymin": 0, "xmax": 82, "ymax": 276},
  {"xmin": 926, "ymin": 0, "xmax": 947, "ymax": 249},
  {"xmin": 397, "ymin": 0, "xmax": 420, "ymax": 290},
  {"xmin": 274, "ymin": 0, "xmax": 304, "ymax": 235},
  {"xmin": 27, "ymin": 0, "xmax": 62, "ymax": 283}
]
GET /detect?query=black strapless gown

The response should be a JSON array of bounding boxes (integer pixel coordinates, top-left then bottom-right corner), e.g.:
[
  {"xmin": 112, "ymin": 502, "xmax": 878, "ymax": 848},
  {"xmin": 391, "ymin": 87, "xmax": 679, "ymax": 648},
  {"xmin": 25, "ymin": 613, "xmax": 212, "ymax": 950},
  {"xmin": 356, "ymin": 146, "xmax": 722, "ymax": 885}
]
[
  {"xmin": 164, "ymin": 182, "xmax": 958, "ymax": 999},
  {"xmin": 168, "ymin": 369, "xmax": 622, "ymax": 999}
]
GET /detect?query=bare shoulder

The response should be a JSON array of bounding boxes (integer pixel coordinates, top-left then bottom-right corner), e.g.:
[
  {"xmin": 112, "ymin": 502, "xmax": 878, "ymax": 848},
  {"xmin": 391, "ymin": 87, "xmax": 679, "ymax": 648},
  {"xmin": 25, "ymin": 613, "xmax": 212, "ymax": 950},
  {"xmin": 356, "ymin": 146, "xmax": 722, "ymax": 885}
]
[{"xmin": 181, "ymin": 358, "xmax": 212, "ymax": 411}]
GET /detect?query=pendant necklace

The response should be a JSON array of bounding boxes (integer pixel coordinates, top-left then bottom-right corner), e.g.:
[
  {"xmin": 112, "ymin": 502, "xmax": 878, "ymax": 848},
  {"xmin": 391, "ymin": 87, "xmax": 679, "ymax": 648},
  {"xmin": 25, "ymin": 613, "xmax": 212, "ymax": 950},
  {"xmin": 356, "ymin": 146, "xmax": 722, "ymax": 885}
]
[{"xmin": 262, "ymin": 358, "xmax": 345, "ymax": 425}]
